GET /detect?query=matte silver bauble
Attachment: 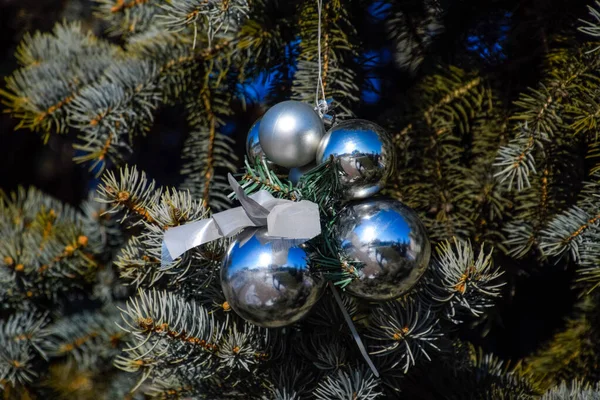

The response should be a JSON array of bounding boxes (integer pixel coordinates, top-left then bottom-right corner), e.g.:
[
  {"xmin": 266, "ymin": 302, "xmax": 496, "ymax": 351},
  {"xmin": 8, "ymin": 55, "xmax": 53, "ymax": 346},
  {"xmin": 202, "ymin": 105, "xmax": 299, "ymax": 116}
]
[
  {"xmin": 259, "ymin": 100, "xmax": 325, "ymax": 168},
  {"xmin": 336, "ymin": 198, "xmax": 430, "ymax": 301},
  {"xmin": 221, "ymin": 228, "xmax": 325, "ymax": 328},
  {"xmin": 316, "ymin": 119, "xmax": 395, "ymax": 200}
]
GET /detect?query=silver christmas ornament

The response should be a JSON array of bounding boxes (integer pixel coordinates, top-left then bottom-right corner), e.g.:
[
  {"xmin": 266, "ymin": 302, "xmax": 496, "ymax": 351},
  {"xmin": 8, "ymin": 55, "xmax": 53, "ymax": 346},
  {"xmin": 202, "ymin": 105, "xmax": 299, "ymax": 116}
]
[
  {"xmin": 259, "ymin": 100, "xmax": 325, "ymax": 168},
  {"xmin": 246, "ymin": 118, "xmax": 267, "ymax": 164},
  {"xmin": 246, "ymin": 118, "xmax": 286, "ymax": 173},
  {"xmin": 316, "ymin": 119, "xmax": 395, "ymax": 200},
  {"xmin": 221, "ymin": 228, "xmax": 325, "ymax": 328},
  {"xmin": 336, "ymin": 198, "xmax": 430, "ymax": 301}
]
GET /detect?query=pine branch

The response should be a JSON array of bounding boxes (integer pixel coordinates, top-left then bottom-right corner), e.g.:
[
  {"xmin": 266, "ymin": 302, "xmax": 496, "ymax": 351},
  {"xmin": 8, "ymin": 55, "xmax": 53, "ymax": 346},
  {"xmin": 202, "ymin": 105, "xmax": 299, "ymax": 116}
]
[
  {"xmin": 97, "ymin": 165, "xmax": 162, "ymax": 226},
  {"xmin": 313, "ymin": 367, "xmax": 382, "ymax": 400},
  {"xmin": 542, "ymin": 380, "xmax": 600, "ymax": 399},
  {"xmin": 427, "ymin": 239, "xmax": 504, "ymax": 323},
  {"xmin": 367, "ymin": 299, "xmax": 441, "ymax": 373},
  {"xmin": 115, "ymin": 289, "xmax": 268, "ymax": 392},
  {"xmin": 42, "ymin": 307, "xmax": 126, "ymax": 368},
  {"xmin": 389, "ymin": 67, "xmax": 491, "ymax": 242},
  {"xmin": 579, "ymin": 1, "xmax": 600, "ymax": 46},
  {"xmin": 494, "ymin": 44, "xmax": 600, "ymax": 191},
  {"xmin": 0, "ymin": 312, "xmax": 50, "ymax": 387},
  {"xmin": 95, "ymin": 0, "xmax": 162, "ymax": 37},
  {"xmin": 158, "ymin": 0, "xmax": 250, "ymax": 46},
  {"xmin": 182, "ymin": 86, "xmax": 237, "ymax": 210},
  {"xmin": 385, "ymin": 0, "xmax": 444, "ymax": 73},
  {"xmin": 0, "ymin": 187, "xmax": 102, "ymax": 308},
  {"xmin": 0, "ymin": 22, "xmax": 120, "ymax": 139},
  {"xmin": 538, "ymin": 177, "xmax": 600, "ymax": 263}
]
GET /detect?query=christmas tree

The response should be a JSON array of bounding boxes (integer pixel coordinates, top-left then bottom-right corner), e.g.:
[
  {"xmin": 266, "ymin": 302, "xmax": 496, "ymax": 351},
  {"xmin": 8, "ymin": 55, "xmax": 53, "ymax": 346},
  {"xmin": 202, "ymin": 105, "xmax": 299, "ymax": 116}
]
[{"xmin": 2, "ymin": 0, "xmax": 600, "ymax": 398}]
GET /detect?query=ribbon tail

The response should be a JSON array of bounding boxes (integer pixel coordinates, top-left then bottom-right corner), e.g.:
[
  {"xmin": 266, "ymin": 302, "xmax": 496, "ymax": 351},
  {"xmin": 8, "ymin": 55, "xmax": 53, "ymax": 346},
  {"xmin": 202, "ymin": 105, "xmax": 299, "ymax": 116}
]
[
  {"xmin": 161, "ymin": 219, "xmax": 222, "ymax": 269},
  {"xmin": 228, "ymin": 173, "xmax": 270, "ymax": 225},
  {"xmin": 329, "ymin": 282, "xmax": 380, "ymax": 378},
  {"xmin": 161, "ymin": 241, "xmax": 174, "ymax": 267}
]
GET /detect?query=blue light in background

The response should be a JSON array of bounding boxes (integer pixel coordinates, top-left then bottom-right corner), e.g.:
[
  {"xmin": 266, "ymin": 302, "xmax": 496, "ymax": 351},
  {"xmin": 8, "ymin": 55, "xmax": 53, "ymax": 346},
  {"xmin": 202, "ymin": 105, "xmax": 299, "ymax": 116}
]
[
  {"xmin": 237, "ymin": 70, "xmax": 274, "ymax": 104},
  {"xmin": 466, "ymin": 11, "xmax": 511, "ymax": 62},
  {"xmin": 361, "ymin": 48, "xmax": 392, "ymax": 105},
  {"xmin": 236, "ymin": 39, "xmax": 301, "ymax": 106},
  {"xmin": 220, "ymin": 120, "xmax": 237, "ymax": 136},
  {"xmin": 362, "ymin": 77, "xmax": 382, "ymax": 104}
]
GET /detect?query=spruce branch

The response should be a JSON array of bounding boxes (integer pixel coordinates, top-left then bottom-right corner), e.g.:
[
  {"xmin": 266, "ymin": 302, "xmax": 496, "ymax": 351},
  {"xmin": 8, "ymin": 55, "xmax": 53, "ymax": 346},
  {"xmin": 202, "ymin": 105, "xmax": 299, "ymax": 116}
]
[
  {"xmin": 268, "ymin": 364, "xmax": 313, "ymax": 400},
  {"xmin": 1, "ymin": 22, "xmax": 120, "ymax": 139},
  {"xmin": 116, "ymin": 289, "xmax": 269, "ymax": 392},
  {"xmin": 0, "ymin": 312, "xmax": 50, "ymax": 387},
  {"xmin": 367, "ymin": 299, "xmax": 441, "ymax": 373},
  {"xmin": 95, "ymin": 0, "xmax": 163, "ymax": 37},
  {"xmin": 116, "ymin": 289, "xmax": 223, "ymax": 384},
  {"xmin": 538, "ymin": 177, "xmax": 600, "ymax": 263},
  {"xmin": 579, "ymin": 1, "xmax": 600, "ymax": 47},
  {"xmin": 493, "ymin": 130, "xmax": 537, "ymax": 190},
  {"xmin": 313, "ymin": 367, "xmax": 383, "ymax": 400},
  {"xmin": 239, "ymin": 158, "xmax": 295, "ymax": 200},
  {"xmin": 494, "ymin": 45, "xmax": 600, "ymax": 191},
  {"xmin": 292, "ymin": 0, "xmax": 359, "ymax": 117},
  {"xmin": 158, "ymin": 0, "xmax": 250, "ymax": 46},
  {"xmin": 386, "ymin": 0, "xmax": 444, "ymax": 73},
  {"xmin": 42, "ymin": 308, "xmax": 126, "ymax": 368},
  {"xmin": 542, "ymin": 380, "xmax": 600, "ymax": 399},
  {"xmin": 428, "ymin": 239, "xmax": 504, "ymax": 322},
  {"xmin": 391, "ymin": 67, "xmax": 491, "ymax": 242},
  {"xmin": 97, "ymin": 165, "xmax": 161, "ymax": 226},
  {"xmin": 0, "ymin": 187, "xmax": 102, "ymax": 308},
  {"xmin": 180, "ymin": 84, "xmax": 238, "ymax": 211}
]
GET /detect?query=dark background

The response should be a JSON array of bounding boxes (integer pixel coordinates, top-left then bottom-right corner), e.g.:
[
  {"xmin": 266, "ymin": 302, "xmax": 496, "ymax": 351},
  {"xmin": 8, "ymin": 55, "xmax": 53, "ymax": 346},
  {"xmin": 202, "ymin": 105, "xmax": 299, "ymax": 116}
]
[{"xmin": 0, "ymin": 0, "xmax": 589, "ymax": 362}]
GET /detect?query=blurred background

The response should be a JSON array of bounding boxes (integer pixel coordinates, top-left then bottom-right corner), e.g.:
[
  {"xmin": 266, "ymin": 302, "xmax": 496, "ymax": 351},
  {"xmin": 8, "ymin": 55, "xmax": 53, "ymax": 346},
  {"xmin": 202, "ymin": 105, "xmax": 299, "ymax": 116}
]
[{"xmin": 0, "ymin": 0, "xmax": 591, "ymax": 363}]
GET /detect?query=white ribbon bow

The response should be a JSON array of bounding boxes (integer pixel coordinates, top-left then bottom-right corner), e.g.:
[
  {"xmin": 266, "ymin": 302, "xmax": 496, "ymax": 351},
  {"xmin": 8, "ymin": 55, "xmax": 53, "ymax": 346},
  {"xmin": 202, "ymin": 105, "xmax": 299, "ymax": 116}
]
[{"xmin": 161, "ymin": 174, "xmax": 322, "ymax": 266}]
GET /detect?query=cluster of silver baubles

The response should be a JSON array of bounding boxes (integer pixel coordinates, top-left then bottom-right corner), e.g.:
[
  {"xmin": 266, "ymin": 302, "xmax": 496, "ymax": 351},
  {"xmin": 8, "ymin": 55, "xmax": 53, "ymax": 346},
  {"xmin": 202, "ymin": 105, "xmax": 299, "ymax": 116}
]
[{"xmin": 221, "ymin": 100, "xmax": 431, "ymax": 327}]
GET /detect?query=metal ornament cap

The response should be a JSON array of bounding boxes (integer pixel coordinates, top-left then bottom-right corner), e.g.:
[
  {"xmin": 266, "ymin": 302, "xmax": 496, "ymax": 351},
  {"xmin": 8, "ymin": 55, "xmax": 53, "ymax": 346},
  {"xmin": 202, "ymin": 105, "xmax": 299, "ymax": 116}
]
[
  {"xmin": 316, "ymin": 119, "xmax": 395, "ymax": 200},
  {"xmin": 221, "ymin": 228, "xmax": 325, "ymax": 328},
  {"xmin": 336, "ymin": 197, "xmax": 430, "ymax": 301},
  {"xmin": 258, "ymin": 100, "xmax": 325, "ymax": 168}
]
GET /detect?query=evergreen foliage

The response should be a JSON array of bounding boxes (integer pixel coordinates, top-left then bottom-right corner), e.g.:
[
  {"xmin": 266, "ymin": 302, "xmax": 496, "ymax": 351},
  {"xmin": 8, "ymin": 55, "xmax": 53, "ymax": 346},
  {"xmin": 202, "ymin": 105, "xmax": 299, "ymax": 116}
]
[{"xmin": 3, "ymin": 0, "xmax": 600, "ymax": 398}]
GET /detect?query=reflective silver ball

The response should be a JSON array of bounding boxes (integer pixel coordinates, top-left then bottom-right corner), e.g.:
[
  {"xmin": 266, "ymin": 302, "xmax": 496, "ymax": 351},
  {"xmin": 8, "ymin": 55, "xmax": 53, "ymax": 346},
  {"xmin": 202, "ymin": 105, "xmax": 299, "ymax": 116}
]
[
  {"xmin": 259, "ymin": 101, "xmax": 325, "ymax": 168},
  {"xmin": 246, "ymin": 118, "xmax": 267, "ymax": 164},
  {"xmin": 336, "ymin": 198, "xmax": 430, "ymax": 301},
  {"xmin": 221, "ymin": 228, "xmax": 325, "ymax": 328},
  {"xmin": 316, "ymin": 119, "xmax": 395, "ymax": 199}
]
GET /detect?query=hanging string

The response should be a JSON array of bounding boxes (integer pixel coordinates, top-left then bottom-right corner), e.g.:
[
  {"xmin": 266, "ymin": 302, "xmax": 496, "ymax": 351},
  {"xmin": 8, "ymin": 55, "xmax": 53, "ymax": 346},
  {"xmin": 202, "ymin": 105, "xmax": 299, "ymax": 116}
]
[
  {"xmin": 315, "ymin": 0, "xmax": 328, "ymax": 116},
  {"xmin": 329, "ymin": 282, "xmax": 380, "ymax": 377}
]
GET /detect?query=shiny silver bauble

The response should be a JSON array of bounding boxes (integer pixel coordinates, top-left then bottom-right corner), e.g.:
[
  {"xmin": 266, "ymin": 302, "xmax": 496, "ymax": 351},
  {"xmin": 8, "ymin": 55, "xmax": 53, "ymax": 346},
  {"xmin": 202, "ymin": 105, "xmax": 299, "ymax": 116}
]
[
  {"xmin": 316, "ymin": 119, "xmax": 395, "ymax": 200},
  {"xmin": 259, "ymin": 100, "xmax": 325, "ymax": 168},
  {"xmin": 246, "ymin": 118, "xmax": 267, "ymax": 164},
  {"xmin": 336, "ymin": 198, "xmax": 430, "ymax": 301},
  {"xmin": 221, "ymin": 228, "xmax": 325, "ymax": 328}
]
